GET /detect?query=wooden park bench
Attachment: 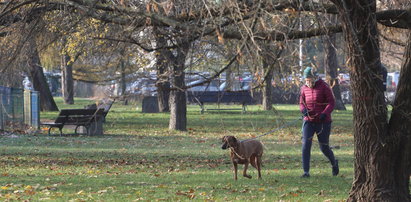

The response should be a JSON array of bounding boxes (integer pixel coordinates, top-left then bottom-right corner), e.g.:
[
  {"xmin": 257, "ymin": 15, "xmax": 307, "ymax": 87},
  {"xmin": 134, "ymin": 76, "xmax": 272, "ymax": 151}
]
[
  {"xmin": 41, "ymin": 108, "xmax": 105, "ymax": 136},
  {"xmin": 186, "ymin": 91, "xmax": 255, "ymax": 114}
]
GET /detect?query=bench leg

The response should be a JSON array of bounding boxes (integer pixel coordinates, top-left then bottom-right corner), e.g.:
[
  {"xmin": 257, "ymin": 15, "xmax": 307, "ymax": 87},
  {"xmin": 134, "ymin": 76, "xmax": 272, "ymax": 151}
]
[
  {"xmin": 74, "ymin": 125, "xmax": 81, "ymax": 135},
  {"xmin": 47, "ymin": 126, "xmax": 63, "ymax": 136}
]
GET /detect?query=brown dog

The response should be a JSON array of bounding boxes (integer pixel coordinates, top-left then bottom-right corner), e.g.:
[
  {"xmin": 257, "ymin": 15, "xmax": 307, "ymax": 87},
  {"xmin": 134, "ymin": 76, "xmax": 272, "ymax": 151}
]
[{"xmin": 221, "ymin": 136, "xmax": 263, "ymax": 180}]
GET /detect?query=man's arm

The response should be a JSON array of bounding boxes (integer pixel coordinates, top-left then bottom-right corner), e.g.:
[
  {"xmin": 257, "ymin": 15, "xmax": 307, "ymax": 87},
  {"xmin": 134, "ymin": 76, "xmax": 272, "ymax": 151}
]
[
  {"xmin": 299, "ymin": 87, "xmax": 307, "ymax": 113},
  {"xmin": 322, "ymin": 85, "xmax": 335, "ymax": 115}
]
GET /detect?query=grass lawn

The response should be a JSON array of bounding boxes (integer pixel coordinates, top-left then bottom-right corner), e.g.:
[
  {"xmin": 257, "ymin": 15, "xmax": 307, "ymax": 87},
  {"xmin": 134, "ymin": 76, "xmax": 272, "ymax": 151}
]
[{"xmin": 0, "ymin": 97, "xmax": 354, "ymax": 201}]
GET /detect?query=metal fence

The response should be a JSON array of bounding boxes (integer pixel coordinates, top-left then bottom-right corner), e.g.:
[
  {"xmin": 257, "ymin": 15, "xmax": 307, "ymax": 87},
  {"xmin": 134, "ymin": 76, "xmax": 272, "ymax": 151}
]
[{"xmin": 0, "ymin": 86, "xmax": 39, "ymax": 131}]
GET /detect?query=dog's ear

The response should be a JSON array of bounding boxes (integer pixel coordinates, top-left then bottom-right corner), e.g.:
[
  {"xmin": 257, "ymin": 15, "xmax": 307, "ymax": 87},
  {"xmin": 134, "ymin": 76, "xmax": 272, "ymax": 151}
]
[{"xmin": 222, "ymin": 136, "xmax": 227, "ymax": 142}]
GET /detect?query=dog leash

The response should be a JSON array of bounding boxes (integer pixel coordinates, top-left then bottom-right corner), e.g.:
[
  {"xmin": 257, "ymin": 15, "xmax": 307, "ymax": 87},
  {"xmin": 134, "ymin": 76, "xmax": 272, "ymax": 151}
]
[
  {"xmin": 241, "ymin": 116, "xmax": 303, "ymax": 142},
  {"xmin": 229, "ymin": 147, "xmax": 246, "ymax": 160}
]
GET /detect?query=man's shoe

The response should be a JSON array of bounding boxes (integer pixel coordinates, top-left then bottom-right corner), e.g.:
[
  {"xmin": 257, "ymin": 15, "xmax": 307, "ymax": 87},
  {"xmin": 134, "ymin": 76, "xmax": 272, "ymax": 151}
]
[
  {"xmin": 300, "ymin": 173, "xmax": 310, "ymax": 178},
  {"xmin": 332, "ymin": 160, "xmax": 339, "ymax": 176}
]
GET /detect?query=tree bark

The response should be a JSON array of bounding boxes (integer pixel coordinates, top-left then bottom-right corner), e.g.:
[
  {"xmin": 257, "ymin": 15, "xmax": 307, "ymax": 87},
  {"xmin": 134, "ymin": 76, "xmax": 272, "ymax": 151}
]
[
  {"xmin": 27, "ymin": 37, "xmax": 58, "ymax": 111},
  {"xmin": 329, "ymin": 0, "xmax": 410, "ymax": 201},
  {"xmin": 262, "ymin": 59, "xmax": 273, "ymax": 110},
  {"xmin": 61, "ymin": 54, "xmax": 74, "ymax": 105},
  {"xmin": 119, "ymin": 59, "xmax": 128, "ymax": 105},
  {"xmin": 324, "ymin": 33, "xmax": 345, "ymax": 110},
  {"xmin": 168, "ymin": 41, "xmax": 190, "ymax": 131},
  {"xmin": 157, "ymin": 80, "xmax": 170, "ymax": 112},
  {"xmin": 224, "ymin": 67, "xmax": 233, "ymax": 91},
  {"xmin": 154, "ymin": 27, "xmax": 170, "ymax": 112},
  {"xmin": 388, "ymin": 31, "xmax": 411, "ymax": 201}
]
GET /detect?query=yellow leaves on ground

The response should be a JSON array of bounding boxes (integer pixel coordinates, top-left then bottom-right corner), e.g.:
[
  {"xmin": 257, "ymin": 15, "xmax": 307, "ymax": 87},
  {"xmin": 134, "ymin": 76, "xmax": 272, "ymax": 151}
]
[
  {"xmin": 280, "ymin": 189, "xmax": 305, "ymax": 198},
  {"xmin": 0, "ymin": 183, "xmax": 65, "ymax": 200},
  {"xmin": 176, "ymin": 188, "xmax": 196, "ymax": 199},
  {"xmin": 156, "ymin": 184, "xmax": 167, "ymax": 188}
]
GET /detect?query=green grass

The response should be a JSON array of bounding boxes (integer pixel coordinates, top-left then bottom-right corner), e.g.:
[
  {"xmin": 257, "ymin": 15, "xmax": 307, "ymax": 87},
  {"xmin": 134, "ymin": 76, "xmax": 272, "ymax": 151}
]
[{"xmin": 0, "ymin": 97, "xmax": 354, "ymax": 201}]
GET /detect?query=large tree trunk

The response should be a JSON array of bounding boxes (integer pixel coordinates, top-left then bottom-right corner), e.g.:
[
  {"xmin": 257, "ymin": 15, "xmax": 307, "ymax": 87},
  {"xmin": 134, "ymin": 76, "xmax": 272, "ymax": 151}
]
[
  {"xmin": 27, "ymin": 37, "xmax": 58, "ymax": 111},
  {"xmin": 61, "ymin": 54, "xmax": 74, "ymax": 105},
  {"xmin": 154, "ymin": 27, "xmax": 170, "ymax": 112},
  {"xmin": 388, "ymin": 32, "xmax": 411, "ymax": 201},
  {"xmin": 324, "ymin": 33, "xmax": 346, "ymax": 110},
  {"xmin": 329, "ymin": 0, "xmax": 410, "ymax": 201},
  {"xmin": 168, "ymin": 42, "xmax": 190, "ymax": 131},
  {"xmin": 262, "ymin": 59, "xmax": 273, "ymax": 110}
]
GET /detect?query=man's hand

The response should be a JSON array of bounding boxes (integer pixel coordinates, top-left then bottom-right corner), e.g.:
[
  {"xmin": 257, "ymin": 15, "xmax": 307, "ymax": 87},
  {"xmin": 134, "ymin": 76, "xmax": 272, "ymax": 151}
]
[
  {"xmin": 302, "ymin": 109, "xmax": 309, "ymax": 117},
  {"xmin": 319, "ymin": 113, "xmax": 327, "ymax": 121}
]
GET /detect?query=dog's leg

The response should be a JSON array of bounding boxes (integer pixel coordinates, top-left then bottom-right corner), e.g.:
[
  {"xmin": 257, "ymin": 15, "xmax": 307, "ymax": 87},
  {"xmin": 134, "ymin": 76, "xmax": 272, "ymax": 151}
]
[
  {"xmin": 250, "ymin": 155, "xmax": 257, "ymax": 168},
  {"xmin": 256, "ymin": 156, "xmax": 262, "ymax": 179},
  {"xmin": 243, "ymin": 161, "xmax": 252, "ymax": 179},
  {"xmin": 233, "ymin": 162, "xmax": 238, "ymax": 180}
]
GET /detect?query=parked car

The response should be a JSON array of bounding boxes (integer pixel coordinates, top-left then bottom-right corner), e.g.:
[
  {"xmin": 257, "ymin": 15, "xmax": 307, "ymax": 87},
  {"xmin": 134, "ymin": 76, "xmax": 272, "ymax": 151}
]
[
  {"xmin": 387, "ymin": 72, "xmax": 400, "ymax": 90},
  {"xmin": 338, "ymin": 73, "xmax": 350, "ymax": 86},
  {"xmin": 186, "ymin": 79, "xmax": 219, "ymax": 92},
  {"xmin": 341, "ymin": 90, "xmax": 352, "ymax": 104}
]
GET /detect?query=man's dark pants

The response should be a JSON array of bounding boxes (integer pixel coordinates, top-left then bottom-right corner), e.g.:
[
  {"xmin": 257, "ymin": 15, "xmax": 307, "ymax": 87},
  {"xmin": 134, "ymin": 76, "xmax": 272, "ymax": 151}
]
[{"xmin": 302, "ymin": 121, "xmax": 336, "ymax": 174}]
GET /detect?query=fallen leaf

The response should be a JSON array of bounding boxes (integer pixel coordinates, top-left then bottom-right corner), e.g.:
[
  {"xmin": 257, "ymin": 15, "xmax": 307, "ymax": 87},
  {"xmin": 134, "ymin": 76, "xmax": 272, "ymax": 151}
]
[
  {"xmin": 176, "ymin": 191, "xmax": 187, "ymax": 196},
  {"xmin": 156, "ymin": 184, "xmax": 167, "ymax": 188},
  {"xmin": 24, "ymin": 190, "xmax": 36, "ymax": 195},
  {"xmin": 98, "ymin": 190, "xmax": 107, "ymax": 194}
]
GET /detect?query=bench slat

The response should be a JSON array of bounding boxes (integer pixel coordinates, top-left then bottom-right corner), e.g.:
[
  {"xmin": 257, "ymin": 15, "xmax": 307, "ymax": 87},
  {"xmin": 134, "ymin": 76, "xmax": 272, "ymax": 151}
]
[{"xmin": 60, "ymin": 109, "xmax": 100, "ymax": 116}]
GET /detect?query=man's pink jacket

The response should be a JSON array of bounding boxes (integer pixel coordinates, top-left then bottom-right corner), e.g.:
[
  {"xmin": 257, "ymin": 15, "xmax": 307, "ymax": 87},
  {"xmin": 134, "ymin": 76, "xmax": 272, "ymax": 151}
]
[{"xmin": 299, "ymin": 79, "xmax": 335, "ymax": 123}]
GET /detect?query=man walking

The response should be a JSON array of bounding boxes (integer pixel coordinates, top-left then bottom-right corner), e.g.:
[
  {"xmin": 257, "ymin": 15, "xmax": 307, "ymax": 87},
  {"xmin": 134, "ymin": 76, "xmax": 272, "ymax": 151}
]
[{"xmin": 299, "ymin": 66, "xmax": 339, "ymax": 178}]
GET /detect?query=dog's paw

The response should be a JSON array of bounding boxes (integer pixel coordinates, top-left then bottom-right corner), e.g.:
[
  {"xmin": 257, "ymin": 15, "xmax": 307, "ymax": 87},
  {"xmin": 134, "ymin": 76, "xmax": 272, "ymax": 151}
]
[{"xmin": 243, "ymin": 174, "xmax": 252, "ymax": 179}]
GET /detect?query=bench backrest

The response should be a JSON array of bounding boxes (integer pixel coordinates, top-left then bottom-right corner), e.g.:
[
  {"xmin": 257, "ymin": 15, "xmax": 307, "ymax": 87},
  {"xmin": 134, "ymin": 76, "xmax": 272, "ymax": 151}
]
[
  {"xmin": 84, "ymin": 100, "xmax": 114, "ymax": 118},
  {"xmin": 54, "ymin": 109, "xmax": 104, "ymax": 125},
  {"xmin": 187, "ymin": 91, "xmax": 254, "ymax": 104},
  {"xmin": 99, "ymin": 100, "xmax": 114, "ymax": 117}
]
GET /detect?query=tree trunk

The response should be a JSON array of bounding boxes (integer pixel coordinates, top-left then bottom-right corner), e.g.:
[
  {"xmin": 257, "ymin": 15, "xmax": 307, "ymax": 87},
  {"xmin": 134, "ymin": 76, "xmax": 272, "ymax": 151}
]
[
  {"xmin": 157, "ymin": 80, "xmax": 170, "ymax": 112},
  {"xmin": 154, "ymin": 28, "xmax": 171, "ymax": 112},
  {"xmin": 324, "ymin": 33, "xmax": 346, "ymax": 110},
  {"xmin": 387, "ymin": 31, "xmax": 411, "ymax": 201},
  {"xmin": 168, "ymin": 74, "xmax": 186, "ymax": 131},
  {"xmin": 225, "ymin": 67, "xmax": 233, "ymax": 91},
  {"xmin": 168, "ymin": 41, "xmax": 190, "ymax": 131},
  {"xmin": 120, "ymin": 60, "xmax": 126, "ymax": 96},
  {"xmin": 27, "ymin": 37, "xmax": 58, "ymax": 111},
  {"xmin": 262, "ymin": 59, "xmax": 273, "ymax": 110},
  {"xmin": 61, "ymin": 54, "xmax": 74, "ymax": 105},
  {"xmin": 329, "ymin": 0, "xmax": 410, "ymax": 201},
  {"xmin": 120, "ymin": 59, "xmax": 128, "ymax": 105}
]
